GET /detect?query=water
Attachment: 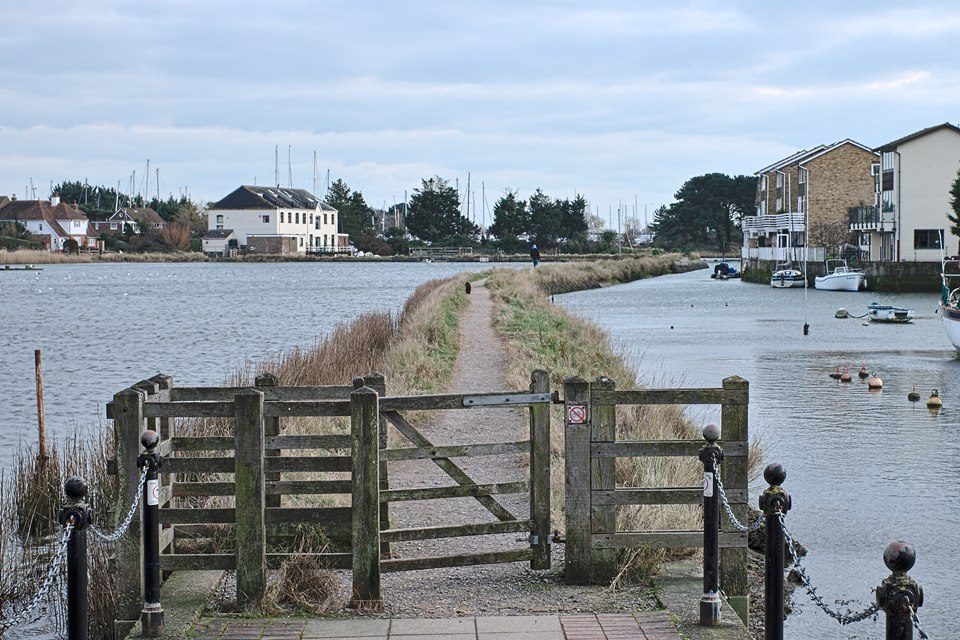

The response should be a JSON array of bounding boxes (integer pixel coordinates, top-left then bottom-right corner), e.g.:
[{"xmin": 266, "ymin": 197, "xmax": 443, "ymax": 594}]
[
  {"xmin": 559, "ymin": 266, "xmax": 958, "ymax": 638},
  {"xmin": 0, "ymin": 261, "xmax": 504, "ymax": 468}
]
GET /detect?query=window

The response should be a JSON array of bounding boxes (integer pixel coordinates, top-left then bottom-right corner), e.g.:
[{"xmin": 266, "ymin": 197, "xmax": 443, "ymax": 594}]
[
  {"xmin": 798, "ymin": 169, "xmax": 806, "ymax": 184},
  {"xmin": 315, "ymin": 219, "xmax": 320, "ymax": 230},
  {"xmin": 262, "ymin": 215, "xmax": 270, "ymax": 224},
  {"xmin": 310, "ymin": 214, "xmax": 314, "ymax": 224},
  {"xmin": 882, "ymin": 170, "xmax": 894, "ymax": 192},
  {"xmin": 216, "ymin": 224, "xmax": 224, "ymax": 230},
  {"xmin": 914, "ymin": 229, "xmax": 943, "ymax": 250},
  {"xmin": 39, "ymin": 224, "xmax": 43, "ymax": 231},
  {"xmin": 299, "ymin": 237, "xmax": 303, "ymax": 247},
  {"xmin": 216, "ymin": 215, "xmax": 224, "ymax": 223},
  {"xmin": 110, "ymin": 223, "xmax": 118, "ymax": 230},
  {"xmin": 776, "ymin": 233, "xmax": 789, "ymax": 248},
  {"xmin": 323, "ymin": 213, "xmax": 327, "ymax": 225},
  {"xmin": 294, "ymin": 212, "xmax": 299, "ymax": 224},
  {"xmin": 331, "ymin": 214, "xmax": 335, "ymax": 227},
  {"xmin": 775, "ymin": 173, "xmax": 783, "ymax": 188},
  {"xmin": 323, "ymin": 234, "xmax": 328, "ymax": 246}
]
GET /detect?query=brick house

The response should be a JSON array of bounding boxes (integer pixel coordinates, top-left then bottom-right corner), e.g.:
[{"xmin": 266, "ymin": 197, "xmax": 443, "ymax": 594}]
[
  {"xmin": 743, "ymin": 140, "xmax": 877, "ymax": 264},
  {"xmin": 89, "ymin": 207, "xmax": 166, "ymax": 235}
]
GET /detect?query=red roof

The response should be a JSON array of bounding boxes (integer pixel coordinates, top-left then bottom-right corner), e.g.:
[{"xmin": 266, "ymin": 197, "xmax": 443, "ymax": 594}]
[{"xmin": 0, "ymin": 199, "xmax": 89, "ymax": 238}]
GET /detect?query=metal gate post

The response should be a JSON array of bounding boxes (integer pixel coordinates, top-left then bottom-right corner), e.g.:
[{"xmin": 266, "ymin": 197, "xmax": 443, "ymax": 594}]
[{"xmin": 699, "ymin": 424, "xmax": 723, "ymax": 626}]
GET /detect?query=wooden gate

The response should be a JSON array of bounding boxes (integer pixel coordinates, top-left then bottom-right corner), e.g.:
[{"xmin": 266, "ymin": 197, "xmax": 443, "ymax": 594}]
[{"xmin": 562, "ymin": 375, "xmax": 750, "ymax": 622}]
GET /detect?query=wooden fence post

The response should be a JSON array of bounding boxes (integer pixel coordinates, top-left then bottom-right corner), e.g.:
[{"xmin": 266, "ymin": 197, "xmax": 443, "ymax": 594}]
[
  {"xmin": 255, "ymin": 373, "xmax": 281, "ymax": 509},
  {"xmin": 590, "ymin": 376, "xmax": 618, "ymax": 583},
  {"xmin": 350, "ymin": 385, "xmax": 382, "ymax": 608},
  {"xmin": 111, "ymin": 388, "xmax": 145, "ymax": 636},
  {"xmin": 529, "ymin": 369, "xmax": 551, "ymax": 570},
  {"xmin": 234, "ymin": 390, "xmax": 266, "ymax": 607},
  {"xmin": 362, "ymin": 372, "xmax": 392, "ymax": 558},
  {"xmin": 720, "ymin": 376, "xmax": 749, "ymax": 624},
  {"xmin": 563, "ymin": 377, "xmax": 592, "ymax": 584}
]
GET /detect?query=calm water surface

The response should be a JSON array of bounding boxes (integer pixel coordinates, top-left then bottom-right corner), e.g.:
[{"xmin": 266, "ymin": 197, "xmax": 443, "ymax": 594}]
[
  {"xmin": 0, "ymin": 262, "xmax": 505, "ymax": 467},
  {"xmin": 560, "ymin": 266, "xmax": 958, "ymax": 639}
]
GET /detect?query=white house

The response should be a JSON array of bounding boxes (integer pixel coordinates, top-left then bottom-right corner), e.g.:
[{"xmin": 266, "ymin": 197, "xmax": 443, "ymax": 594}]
[
  {"xmin": 208, "ymin": 186, "xmax": 346, "ymax": 253},
  {"xmin": 0, "ymin": 195, "xmax": 97, "ymax": 251},
  {"xmin": 871, "ymin": 123, "xmax": 960, "ymax": 261},
  {"xmin": 90, "ymin": 207, "xmax": 166, "ymax": 235},
  {"xmin": 201, "ymin": 228, "xmax": 237, "ymax": 255}
]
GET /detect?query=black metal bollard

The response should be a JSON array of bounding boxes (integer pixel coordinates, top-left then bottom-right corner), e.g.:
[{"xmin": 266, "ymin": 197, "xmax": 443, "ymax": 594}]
[
  {"xmin": 59, "ymin": 476, "xmax": 91, "ymax": 640},
  {"xmin": 876, "ymin": 541, "xmax": 923, "ymax": 640},
  {"xmin": 759, "ymin": 463, "xmax": 791, "ymax": 640},
  {"xmin": 698, "ymin": 423, "xmax": 723, "ymax": 626},
  {"xmin": 137, "ymin": 430, "xmax": 164, "ymax": 637}
]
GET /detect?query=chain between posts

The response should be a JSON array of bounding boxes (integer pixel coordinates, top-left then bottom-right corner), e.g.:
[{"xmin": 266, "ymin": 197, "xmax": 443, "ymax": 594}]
[
  {"xmin": 778, "ymin": 513, "xmax": 881, "ymax": 625},
  {"xmin": 910, "ymin": 606, "xmax": 930, "ymax": 639},
  {"xmin": 89, "ymin": 464, "xmax": 149, "ymax": 543},
  {"xmin": 711, "ymin": 461, "xmax": 764, "ymax": 533},
  {"xmin": 0, "ymin": 521, "xmax": 75, "ymax": 631}
]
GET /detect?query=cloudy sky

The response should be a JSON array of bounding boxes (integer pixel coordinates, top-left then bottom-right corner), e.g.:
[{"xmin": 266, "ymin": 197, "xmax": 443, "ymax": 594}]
[{"xmin": 1, "ymin": 1, "xmax": 957, "ymax": 224}]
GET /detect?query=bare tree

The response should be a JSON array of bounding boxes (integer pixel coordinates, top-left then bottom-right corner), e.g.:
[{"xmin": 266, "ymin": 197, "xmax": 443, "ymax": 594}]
[{"xmin": 160, "ymin": 222, "xmax": 191, "ymax": 251}]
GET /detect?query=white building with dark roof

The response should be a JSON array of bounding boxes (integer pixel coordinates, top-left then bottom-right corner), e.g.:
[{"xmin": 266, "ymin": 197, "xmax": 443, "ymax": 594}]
[
  {"xmin": 0, "ymin": 195, "xmax": 97, "ymax": 251},
  {"xmin": 208, "ymin": 185, "xmax": 347, "ymax": 253}
]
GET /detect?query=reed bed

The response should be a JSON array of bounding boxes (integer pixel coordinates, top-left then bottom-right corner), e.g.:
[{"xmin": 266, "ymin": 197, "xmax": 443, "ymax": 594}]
[
  {"xmin": 486, "ymin": 261, "xmax": 759, "ymax": 581},
  {"xmin": 0, "ymin": 249, "xmax": 208, "ymax": 264}
]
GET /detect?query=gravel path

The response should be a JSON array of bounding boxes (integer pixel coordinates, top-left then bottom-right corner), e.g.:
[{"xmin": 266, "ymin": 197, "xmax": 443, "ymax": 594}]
[{"xmin": 376, "ymin": 280, "xmax": 659, "ymax": 617}]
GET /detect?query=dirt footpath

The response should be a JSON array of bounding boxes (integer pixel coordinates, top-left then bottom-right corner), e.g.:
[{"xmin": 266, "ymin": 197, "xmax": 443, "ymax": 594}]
[{"xmin": 378, "ymin": 280, "xmax": 658, "ymax": 617}]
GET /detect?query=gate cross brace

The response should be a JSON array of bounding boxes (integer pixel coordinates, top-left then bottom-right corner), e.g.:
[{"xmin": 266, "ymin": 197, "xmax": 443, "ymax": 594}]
[{"xmin": 381, "ymin": 410, "xmax": 516, "ymax": 522}]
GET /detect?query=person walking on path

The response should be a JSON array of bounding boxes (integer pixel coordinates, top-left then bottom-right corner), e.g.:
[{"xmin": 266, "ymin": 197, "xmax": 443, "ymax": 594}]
[{"xmin": 530, "ymin": 244, "xmax": 541, "ymax": 268}]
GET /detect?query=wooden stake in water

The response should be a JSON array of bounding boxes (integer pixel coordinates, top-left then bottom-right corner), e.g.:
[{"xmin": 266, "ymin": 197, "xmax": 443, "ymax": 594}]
[{"xmin": 35, "ymin": 349, "xmax": 48, "ymax": 462}]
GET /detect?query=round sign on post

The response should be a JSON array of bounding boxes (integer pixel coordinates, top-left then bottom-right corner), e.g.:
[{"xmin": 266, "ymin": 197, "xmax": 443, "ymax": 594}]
[
  {"xmin": 567, "ymin": 404, "xmax": 587, "ymax": 424},
  {"xmin": 147, "ymin": 479, "xmax": 160, "ymax": 506}
]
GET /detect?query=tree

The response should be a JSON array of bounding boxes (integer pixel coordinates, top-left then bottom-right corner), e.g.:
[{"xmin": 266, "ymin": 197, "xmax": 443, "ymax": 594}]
[
  {"xmin": 651, "ymin": 173, "xmax": 757, "ymax": 250},
  {"xmin": 173, "ymin": 201, "xmax": 208, "ymax": 236},
  {"xmin": 406, "ymin": 176, "xmax": 479, "ymax": 245},
  {"xmin": 160, "ymin": 223, "xmax": 192, "ymax": 251},
  {"xmin": 527, "ymin": 189, "xmax": 563, "ymax": 248},
  {"xmin": 949, "ymin": 165, "xmax": 960, "ymax": 242},
  {"xmin": 585, "ymin": 213, "xmax": 605, "ymax": 239},
  {"xmin": 488, "ymin": 190, "xmax": 529, "ymax": 248},
  {"xmin": 383, "ymin": 227, "xmax": 409, "ymax": 255},
  {"xmin": 324, "ymin": 178, "xmax": 377, "ymax": 251},
  {"xmin": 557, "ymin": 194, "xmax": 589, "ymax": 245}
]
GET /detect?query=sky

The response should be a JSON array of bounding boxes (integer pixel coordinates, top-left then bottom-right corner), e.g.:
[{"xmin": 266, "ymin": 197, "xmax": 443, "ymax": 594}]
[{"xmin": 1, "ymin": 0, "xmax": 958, "ymax": 225}]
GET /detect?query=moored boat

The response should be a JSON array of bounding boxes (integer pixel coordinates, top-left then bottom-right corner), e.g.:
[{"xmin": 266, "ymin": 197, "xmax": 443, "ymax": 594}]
[
  {"xmin": 770, "ymin": 263, "xmax": 805, "ymax": 288},
  {"xmin": 867, "ymin": 303, "xmax": 915, "ymax": 323},
  {"xmin": 940, "ymin": 258, "xmax": 960, "ymax": 352},
  {"xmin": 814, "ymin": 259, "xmax": 865, "ymax": 292},
  {"xmin": 710, "ymin": 261, "xmax": 740, "ymax": 280}
]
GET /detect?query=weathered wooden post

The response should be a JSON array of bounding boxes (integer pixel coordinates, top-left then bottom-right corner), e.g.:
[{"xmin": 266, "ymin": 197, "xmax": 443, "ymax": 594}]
[
  {"xmin": 34, "ymin": 349, "xmax": 48, "ymax": 463},
  {"xmin": 529, "ymin": 369, "xmax": 551, "ymax": 570},
  {"xmin": 234, "ymin": 390, "xmax": 266, "ymax": 607},
  {"xmin": 111, "ymin": 388, "xmax": 145, "ymax": 636},
  {"xmin": 720, "ymin": 375, "xmax": 749, "ymax": 623},
  {"xmin": 589, "ymin": 376, "xmax": 618, "ymax": 583},
  {"xmin": 350, "ymin": 383, "xmax": 381, "ymax": 608},
  {"xmin": 255, "ymin": 373, "xmax": 281, "ymax": 509},
  {"xmin": 563, "ymin": 377, "xmax": 592, "ymax": 584},
  {"xmin": 362, "ymin": 372, "xmax": 392, "ymax": 558}
]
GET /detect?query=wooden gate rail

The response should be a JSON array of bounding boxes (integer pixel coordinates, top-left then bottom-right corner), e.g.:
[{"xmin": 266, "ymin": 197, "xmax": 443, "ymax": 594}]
[{"xmin": 563, "ymin": 375, "xmax": 750, "ymax": 624}]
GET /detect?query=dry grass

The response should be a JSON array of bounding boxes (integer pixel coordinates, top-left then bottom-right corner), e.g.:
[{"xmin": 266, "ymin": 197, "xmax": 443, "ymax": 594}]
[
  {"xmin": 532, "ymin": 253, "xmax": 702, "ymax": 295},
  {"xmin": 486, "ymin": 262, "xmax": 760, "ymax": 581},
  {"xmin": 0, "ymin": 249, "xmax": 207, "ymax": 264}
]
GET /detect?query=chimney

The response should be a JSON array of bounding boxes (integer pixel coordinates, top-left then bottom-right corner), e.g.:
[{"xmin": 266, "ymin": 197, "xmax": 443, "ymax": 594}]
[{"xmin": 50, "ymin": 193, "xmax": 60, "ymax": 207}]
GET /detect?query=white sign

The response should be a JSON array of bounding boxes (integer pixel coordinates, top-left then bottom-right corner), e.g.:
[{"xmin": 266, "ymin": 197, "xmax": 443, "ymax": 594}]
[
  {"xmin": 147, "ymin": 479, "xmax": 160, "ymax": 506},
  {"xmin": 703, "ymin": 472, "xmax": 714, "ymax": 498},
  {"xmin": 567, "ymin": 405, "xmax": 587, "ymax": 424}
]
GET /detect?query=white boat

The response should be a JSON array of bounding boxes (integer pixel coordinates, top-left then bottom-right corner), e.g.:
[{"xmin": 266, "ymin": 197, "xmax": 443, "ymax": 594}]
[
  {"xmin": 815, "ymin": 259, "xmax": 865, "ymax": 292},
  {"xmin": 770, "ymin": 263, "xmax": 805, "ymax": 288},
  {"xmin": 868, "ymin": 303, "xmax": 915, "ymax": 323},
  {"xmin": 940, "ymin": 258, "xmax": 960, "ymax": 352}
]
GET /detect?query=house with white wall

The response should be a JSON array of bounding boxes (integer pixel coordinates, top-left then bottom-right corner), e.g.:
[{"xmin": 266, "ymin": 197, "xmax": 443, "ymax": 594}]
[
  {"xmin": 870, "ymin": 123, "xmax": 960, "ymax": 261},
  {"xmin": 208, "ymin": 186, "xmax": 346, "ymax": 253},
  {"xmin": 0, "ymin": 195, "xmax": 97, "ymax": 251}
]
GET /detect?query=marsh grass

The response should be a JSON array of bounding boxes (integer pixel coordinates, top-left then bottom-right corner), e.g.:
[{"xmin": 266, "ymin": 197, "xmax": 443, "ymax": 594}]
[
  {"xmin": 0, "ymin": 249, "xmax": 208, "ymax": 264},
  {"xmin": 486, "ymin": 259, "xmax": 760, "ymax": 581}
]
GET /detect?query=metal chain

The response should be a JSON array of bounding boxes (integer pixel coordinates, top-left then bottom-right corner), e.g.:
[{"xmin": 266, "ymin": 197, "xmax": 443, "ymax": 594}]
[
  {"xmin": 779, "ymin": 512, "xmax": 880, "ymax": 625},
  {"xmin": 910, "ymin": 606, "xmax": 930, "ymax": 639},
  {"xmin": 711, "ymin": 461, "xmax": 764, "ymax": 532},
  {"xmin": 90, "ymin": 465, "xmax": 149, "ymax": 543},
  {"xmin": 0, "ymin": 521, "xmax": 74, "ymax": 631}
]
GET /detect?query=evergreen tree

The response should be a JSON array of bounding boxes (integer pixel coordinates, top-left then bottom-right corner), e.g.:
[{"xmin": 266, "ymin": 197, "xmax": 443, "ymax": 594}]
[
  {"xmin": 325, "ymin": 178, "xmax": 378, "ymax": 251},
  {"xmin": 949, "ymin": 165, "xmax": 960, "ymax": 241},
  {"xmin": 527, "ymin": 189, "xmax": 563, "ymax": 248},
  {"xmin": 406, "ymin": 176, "xmax": 479, "ymax": 244},
  {"xmin": 558, "ymin": 194, "xmax": 589, "ymax": 245},
  {"xmin": 488, "ymin": 190, "xmax": 529, "ymax": 246}
]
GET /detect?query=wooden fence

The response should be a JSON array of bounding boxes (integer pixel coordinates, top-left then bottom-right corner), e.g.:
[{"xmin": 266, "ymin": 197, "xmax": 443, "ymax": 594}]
[
  {"xmin": 562, "ymin": 375, "xmax": 750, "ymax": 623},
  {"xmin": 107, "ymin": 371, "xmax": 552, "ymax": 627}
]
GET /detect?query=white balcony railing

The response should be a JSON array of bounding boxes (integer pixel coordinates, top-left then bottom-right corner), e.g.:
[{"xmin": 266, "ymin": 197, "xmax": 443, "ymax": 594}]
[
  {"xmin": 742, "ymin": 213, "xmax": 806, "ymax": 233},
  {"xmin": 742, "ymin": 246, "xmax": 826, "ymax": 263}
]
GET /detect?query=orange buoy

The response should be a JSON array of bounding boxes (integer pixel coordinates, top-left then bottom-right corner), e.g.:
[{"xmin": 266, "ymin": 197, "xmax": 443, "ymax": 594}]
[
  {"xmin": 858, "ymin": 365, "xmax": 870, "ymax": 379},
  {"xmin": 840, "ymin": 371, "xmax": 852, "ymax": 383},
  {"xmin": 867, "ymin": 373, "xmax": 883, "ymax": 389},
  {"xmin": 927, "ymin": 389, "xmax": 943, "ymax": 409}
]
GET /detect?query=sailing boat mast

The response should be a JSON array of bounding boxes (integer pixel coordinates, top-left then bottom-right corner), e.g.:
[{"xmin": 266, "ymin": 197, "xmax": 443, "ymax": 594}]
[{"xmin": 312, "ymin": 151, "xmax": 318, "ymax": 195}]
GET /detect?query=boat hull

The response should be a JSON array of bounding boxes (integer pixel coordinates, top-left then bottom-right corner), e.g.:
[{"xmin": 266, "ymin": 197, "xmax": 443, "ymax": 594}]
[
  {"xmin": 814, "ymin": 273, "xmax": 865, "ymax": 291},
  {"xmin": 942, "ymin": 304, "xmax": 960, "ymax": 352},
  {"xmin": 770, "ymin": 276, "xmax": 805, "ymax": 288}
]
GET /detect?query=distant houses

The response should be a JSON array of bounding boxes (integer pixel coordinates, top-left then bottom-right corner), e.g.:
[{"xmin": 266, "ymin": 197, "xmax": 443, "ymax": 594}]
[
  {"xmin": 204, "ymin": 185, "xmax": 349, "ymax": 256},
  {"xmin": 743, "ymin": 122, "xmax": 960, "ymax": 263},
  {"xmin": 89, "ymin": 207, "xmax": 166, "ymax": 235},
  {"xmin": 0, "ymin": 194, "xmax": 98, "ymax": 251}
]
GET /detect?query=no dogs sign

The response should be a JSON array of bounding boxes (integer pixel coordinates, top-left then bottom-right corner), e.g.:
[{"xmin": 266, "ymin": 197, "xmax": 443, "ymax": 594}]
[{"xmin": 567, "ymin": 405, "xmax": 587, "ymax": 424}]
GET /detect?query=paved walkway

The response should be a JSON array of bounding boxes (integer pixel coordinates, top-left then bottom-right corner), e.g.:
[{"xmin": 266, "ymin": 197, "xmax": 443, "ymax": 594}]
[{"xmin": 191, "ymin": 612, "xmax": 680, "ymax": 639}]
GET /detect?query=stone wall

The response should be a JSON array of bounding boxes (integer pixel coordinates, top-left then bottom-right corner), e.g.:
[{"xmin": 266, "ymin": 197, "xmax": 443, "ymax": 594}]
[{"xmin": 742, "ymin": 259, "xmax": 943, "ymax": 292}]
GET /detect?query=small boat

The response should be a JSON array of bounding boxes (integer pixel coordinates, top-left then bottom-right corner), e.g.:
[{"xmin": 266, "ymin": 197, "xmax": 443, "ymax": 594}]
[
  {"xmin": 710, "ymin": 262, "xmax": 740, "ymax": 280},
  {"xmin": 815, "ymin": 259, "xmax": 865, "ymax": 292},
  {"xmin": 868, "ymin": 303, "xmax": 915, "ymax": 323},
  {"xmin": 770, "ymin": 263, "xmax": 805, "ymax": 288},
  {"xmin": 940, "ymin": 257, "xmax": 960, "ymax": 353}
]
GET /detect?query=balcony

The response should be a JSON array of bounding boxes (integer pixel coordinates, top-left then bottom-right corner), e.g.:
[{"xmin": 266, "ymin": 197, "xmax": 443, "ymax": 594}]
[
  {"xmin": 742, "ymin": 246, "xmax": 826, "ymax": 263},
  {"xmin": 848, "ymin": 205, "xmax": 895, "ymax": 232},
  {"xmin": 742, "ymin": 213, "xmax": 806, "ymax": 234}
]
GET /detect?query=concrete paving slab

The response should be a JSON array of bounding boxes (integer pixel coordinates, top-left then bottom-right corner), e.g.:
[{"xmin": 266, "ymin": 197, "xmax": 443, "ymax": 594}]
[
  {"xmin": 389, "ymin": 618, "xmax": 476, "ymax": 636},
  {"xmin": 477, "ymin": 633, "xmax": 565, "ymax": 640},
  {"xmin": 475, "ymin": 616, "xmax": 562, "ymax": 634},
  {"xmin": 303, "ymin": 619, "xmax": 390, "ymax": 638}
]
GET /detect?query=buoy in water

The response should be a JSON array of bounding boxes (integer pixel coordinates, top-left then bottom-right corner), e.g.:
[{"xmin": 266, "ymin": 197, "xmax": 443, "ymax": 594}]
[
  {"xmin": 840, "ymin": 371, "xmax": 852, "ymax": 383},
  {"xmin": 927, "ymin": 389, "xmax": 943, "ymax": 408},
  {"xmin": 829, "ymin": 367, "xmax": 842, "ymax": 380},
  {"xmin": 858, "ymin": 365, "xmax": 869, "ymax": 379},
  {"xmin": 867, "ymin": 374, "xmax": 883, "ymax": 389},
  {"xmin": 908, "ymin": 385, "xmax": 921, "ymax": 402},
  {"xmin": 835, "ymin": 308, "xmax": 849, "ymax": 319}
]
